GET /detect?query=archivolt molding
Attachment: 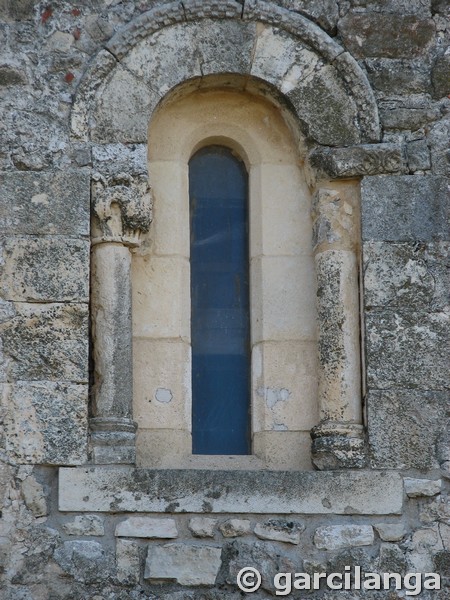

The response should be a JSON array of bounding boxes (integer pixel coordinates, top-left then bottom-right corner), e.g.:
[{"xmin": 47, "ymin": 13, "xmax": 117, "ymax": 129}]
[{"xmin": 71, "ymin": 0, "xmax": 381, "ymax": 150}]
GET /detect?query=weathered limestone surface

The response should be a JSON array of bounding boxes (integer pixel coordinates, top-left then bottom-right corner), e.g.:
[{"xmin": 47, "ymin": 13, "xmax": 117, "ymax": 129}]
[
  {"xmin": 404, "ymin": 478, "xmax": 442, "ymax": 498},
  {"xmin": 368, "ymin": 389, "xmax": 449, "ymax": 469},
  {"xmin": 62, "ymin": 515, "xmax": 105, "ymax": 537},
  {"xmin": 115, "ymin": 517, "xmax": 178, "ymax": 539},
  {"xmin": 144, "ymin": 543, "xmax": 222, "ymax": 585},
  {"xmin": 0, "ymin": 171, "xmax": 90, "ymax": 235},
  {"xmin": 0, "ymin": 302, "xmax": 88, "ymax": 382},
  {"xmin": 254, "ymin": 520, "xmax": 303, "ymax": 544},
  {"xmin": 313, "ymin": 525, "xmax": 375, "ymax": 550},
  {"xmin": 2, "ymin": 382, "xmax": 88, "ymax": 464},
  {"xmin": 361, "ymin": 175, "xmax": 449, "ymax": 242},
  {"xmin": 219, "ymin": 519, "xmax": 252, "ymax": 538},
  {"xmin": 0, "ymin": 237, "xmax": 89, "ymax": 302},
  {"xmin": 58, "ymin": 468, "xmax": 403, "ymax": 515},
  {"xmin": 188, "ymin": 517, "xmax": 217, "ymax": 538}
]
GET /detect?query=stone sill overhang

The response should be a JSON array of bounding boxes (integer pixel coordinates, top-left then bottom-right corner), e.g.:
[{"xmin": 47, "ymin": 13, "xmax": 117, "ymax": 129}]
[{"xmin": 58, "ymin": 468, "xmax": 403, "ymax": 515}]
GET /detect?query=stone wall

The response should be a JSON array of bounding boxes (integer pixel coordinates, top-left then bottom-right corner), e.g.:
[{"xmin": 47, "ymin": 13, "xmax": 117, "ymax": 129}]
[{"xmin": 0, "ymin": 0, "xmax": 449, "ymax": 598}]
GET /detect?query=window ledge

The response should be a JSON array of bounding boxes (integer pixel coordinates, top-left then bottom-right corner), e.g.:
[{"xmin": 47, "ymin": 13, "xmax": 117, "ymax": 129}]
[{"xmin": 59, "ymin": 467, "xmax": 403, "ymax": 515}]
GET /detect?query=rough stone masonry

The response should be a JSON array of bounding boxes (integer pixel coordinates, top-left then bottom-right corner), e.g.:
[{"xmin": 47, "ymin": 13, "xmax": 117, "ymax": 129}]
[{"xmin": 0, "ymin": 0, "xmax": 449, "ymax": 599}]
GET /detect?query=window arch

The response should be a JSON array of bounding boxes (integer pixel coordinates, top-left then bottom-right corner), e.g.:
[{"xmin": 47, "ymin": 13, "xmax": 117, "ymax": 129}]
[{"xmin": 133, "ymin": 80, "xmax": 319, "ymax": 470}]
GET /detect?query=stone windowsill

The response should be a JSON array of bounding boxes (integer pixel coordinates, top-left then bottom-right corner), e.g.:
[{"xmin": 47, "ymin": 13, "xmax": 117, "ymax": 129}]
[{"xmin": 58, "ymin": 468, "xmax": 403, "ymax": 515}]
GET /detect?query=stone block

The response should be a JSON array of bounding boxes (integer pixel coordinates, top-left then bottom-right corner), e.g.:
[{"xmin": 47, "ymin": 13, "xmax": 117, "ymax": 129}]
[
  {"xmin": 54, "ymin": 540, "xmax": 112, "ymax": 584},
  {"xmin": 364, "ymin": 58, "xmax": 431, "ymax": 95},
  {"xmin": 251, "ymin": 255, "xmax": 317, "ymax": 343},
  {"xmin": 363, "ymin": 242, "xmax": 449, "ymax": 312},
  {"xmin": 0, "ymin": 170, "xmax": 90, "ymax": 236},
  {"xmin": 133, "ymin": 338, "xmax": 191, "ymax": 431},
  {"xmin": 115, "ymin": 517, "xmax": 178, "ymax": 539},
  {"xmin": 144, "ymin": 543, "xmax": 222, "ymax": 585},
  {"xmin": 221, "ymin": 540, "xmax": 299, "ymax": 594},
  {"xmin": 136, "ymin": 428, "xmax": 191, "ymax": 469},
  {"xmin": 361, "ymin": 175, "xmax": 449, "ymax": 242},
  {"xmin": 252, "ymin": 341, "xmax": 318, "ymax": 432},
  {"xmin": 0, "ymin": 237, "xmax": 89, "ymax": 302},
  {"xmin": 381, "ymin": 106, "xmax": 441, "ymax": 131},
  {"xmin": 314, "ymin": 525, "xmax": 375, "ymax": 550},
  {"xmin": 250, "ymin": 163, "xmax": 312, "ymax": 257},
  {"xmin": 62, "ymin": 516, "xmax": 105, "ymax": 537},
  {"xmin": 58, "ymin": 468, "xmax": 403, "ymax": 515},
  {"xmin": 253, "ymin": 430, "xmax": 313, "ymax": 470},
  {"xmin": 275, "ymin": 0, "xmax": 339, "ymax": 32},
  {"xmin": 148, "ymin": 160, "xmax": 189, "ymax": 258},
  {"xmin": 254, "ymin": 520, "xmax": 303, "ymax": 545},
  {"xmin": 406, "ymin": 138, "xmax": 431, "ymax": 171},
  {"xmin": 132, "ymin": 255, "xmax": 190, "ymax": 340},
  {"xmin": 432, "ymin": 53, "xmax": 450, "ymax": 99},
  {"xmin": 374, "ymin": 523, "xmax": 407, "ymax": 542},
  {"xmin": 21, "ymin": 475, "xmax": 48, "ymax": 517},
  {"xmin": 429, "ymin": 117, "xmax": 450, "ymax": 177},
  {"xmin": 219, "ymin": 519, "xmax": 251, "ymax": 538},
  {"xmin": 404, "ymin": 478, "xmax": 442, "ymax": 498},
  {"xmin": 368, "ymin": 389, "xmax": 449, "ymax": 469},
  {"xmin": 286, "ymin": 63, "xmax": 360, "ymax": 146},
  {"xmin": 309, "ymin": 144, "xmax": 404, "ymax": 179},
  {"xmin": 92, "ymin": 64, "xmax": 157, "ymax": 144},
  {"xmin": 338, "ymin": 14, "xmax": 435, "ymax": 59},
  {"xmin": 188, "ymin": 517, "xmax": 217, "ymax": 538},
  {"xmin": 0, "ymin": 302, "xmax": 88, "ymax": 382},
  {"xmin": 251, "ymin": 25, "xmax": 320, "ymax": 93},
  {"xmin": 3, "ymin": 382, "xmax": 87, "ymax": 465},
  {"xmin": 365, "ymin": 310, "xmax": 449, "ymax": 390},
  {"xmin": 116, "ymin": 539, "xmax": 140, "ymax": 585},
  {"xmin": 92, "ymin": 143, "xmax": 147, "ymax": 176}
]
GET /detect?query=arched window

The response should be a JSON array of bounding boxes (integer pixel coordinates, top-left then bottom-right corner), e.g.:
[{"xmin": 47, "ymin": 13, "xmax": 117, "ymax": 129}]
[{"xmin": 189, "ymin": 146, "xmax": 250, "ymax": 455}]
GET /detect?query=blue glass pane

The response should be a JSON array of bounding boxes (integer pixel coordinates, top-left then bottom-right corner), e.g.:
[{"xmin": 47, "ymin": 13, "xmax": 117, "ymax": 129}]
[{"xmin": 190, "ymin": 146, "xmax": 250, "ymax": 455}]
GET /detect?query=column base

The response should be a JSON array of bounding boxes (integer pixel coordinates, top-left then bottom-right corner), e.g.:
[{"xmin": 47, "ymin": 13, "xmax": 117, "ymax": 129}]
[
  {"xmin": 90, "ymin": 417, "xmax": 137, "ymax": 465},
  {"xmin": 310, "ymin": 420, "xmax": 367, "ymax": 470}
]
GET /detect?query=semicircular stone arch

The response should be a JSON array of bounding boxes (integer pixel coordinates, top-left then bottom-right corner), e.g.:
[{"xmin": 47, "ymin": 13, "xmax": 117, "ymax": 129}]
[{"xmin": 71, "ymin": 0, "xmax": 380, "ymax": 149}]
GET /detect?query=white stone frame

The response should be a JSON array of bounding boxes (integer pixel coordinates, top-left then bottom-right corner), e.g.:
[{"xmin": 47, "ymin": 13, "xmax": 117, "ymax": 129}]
[{"xmin": 73, "ymin": 1, "xmax": 387, "ymax": 470}]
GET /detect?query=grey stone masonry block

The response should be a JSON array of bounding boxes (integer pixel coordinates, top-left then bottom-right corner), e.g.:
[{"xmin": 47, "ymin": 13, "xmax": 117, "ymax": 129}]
[
  {"xmin": 313, "ymin": 525, "xmax": 375, "ymax": 550},
  {"xmin": 144, "ymin": 543, "xmax": 222, "ymax": 586},
  {"xmin": 274, "ymin": 0, "xmax": 339, "ymax": 34},
  {"xmin": 338, "ymin": 13, "xmax": 435, "ymax": 59},
  {"xmin": 219, "ymin": 519, "xmax": 251, "ymax": 538},
  {"xmin": 188, "ymin": 517, "xmax": 217, "ymax": 538},
  {"xmin": 0, "ymin": 303, "xmax": 89, "ymax": 382},
  {"xmin": 0, "ymin": 170, "xmax": 90, "ymax": 236},
  {"xmin": 429, "ymin": 117, "xmax": 450, "ymax": 177},
  {"xmin": 254, "ymin": 520, "xmax": 303, "ymax": 545},
  {"xmin": 363, "ymin": 242, "xmax": 449, "ymax": 312},
  {"xmin": 365, "ymin": 310, "xmax": 449, "ymax": 391},
  {"xmin": 62, "ymin": 516, "xmax": 105, "ymax": 537},
  {"xmin": 92, "ymin": 144, "xmax": 147, "ymax": 176},
  {"xmin": 432, "ymin": 53, "xmax": 450, "ymax": 99},
  {"xmin": 54, "ymin": 540, "xmax": 113, "ymax": 584},
  {"xmin": 364, "ymin": 58, "xmax": 431, "ymax": 95},
  {"xmin": 404, "ymin": 478, "xmax": 442, "ymax": 497},
  {"xmin": 374, "ymin": 523, "xmax": 407, "ymax": 542},
  {"xmin": 368, "ymin": 389, "xmax": 449, "ymax": 469},
  {"xmin": 115, "ymin": 517, "xmax": 178, "ymax": 538},
  {"xmin": 347, "ymin": 0, "xmax": 432, "ymax": 15},
  {"xmin": 2, "ymin": 381, "xmax": 88, "ymax": 465},
  {"xmin": 58, "ymin": 468, "xmax": 404, "ymax": 515},
  {"xmin": 116, "ymin": 539, "xmax": 140, "ymax": 585},
  {"xmin": 361, "ymin": 175, "xmax": 449, "ymax": 242},
  {"xmin": 286, "ymin": 63, "xmax": 360, "ymax": 146},
  {"xmin": 406, "ymin": 139, "xmax": 431, "ymax": 172},
  {"xmin": 310, "ymin": 144, "xmax": 404, "ymax": 179},
  {"xmin": 0, "ymin": 237, "xmax": 89, "ymax": 303}
]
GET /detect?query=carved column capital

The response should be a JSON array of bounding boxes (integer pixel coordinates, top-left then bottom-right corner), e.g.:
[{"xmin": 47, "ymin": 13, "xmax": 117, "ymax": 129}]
[{"xmin": 91, "ymin": 172, "xmax": 152, "ymax": 247}]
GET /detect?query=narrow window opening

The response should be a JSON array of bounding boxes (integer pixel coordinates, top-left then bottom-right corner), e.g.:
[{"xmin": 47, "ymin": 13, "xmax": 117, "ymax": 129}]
[{"xmin": 189, "ymin": 145, "xmax": 250, "ymax": 454}]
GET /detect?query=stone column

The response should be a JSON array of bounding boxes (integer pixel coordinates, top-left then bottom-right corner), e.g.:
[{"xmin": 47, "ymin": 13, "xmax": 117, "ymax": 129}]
[
  {"xmin": 310, "ymin": 187, "xmax": 367, "ymax": 469},
  {"xmin": 90, "ymin": 173, "xmax": 152, "ymax": 464}
]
